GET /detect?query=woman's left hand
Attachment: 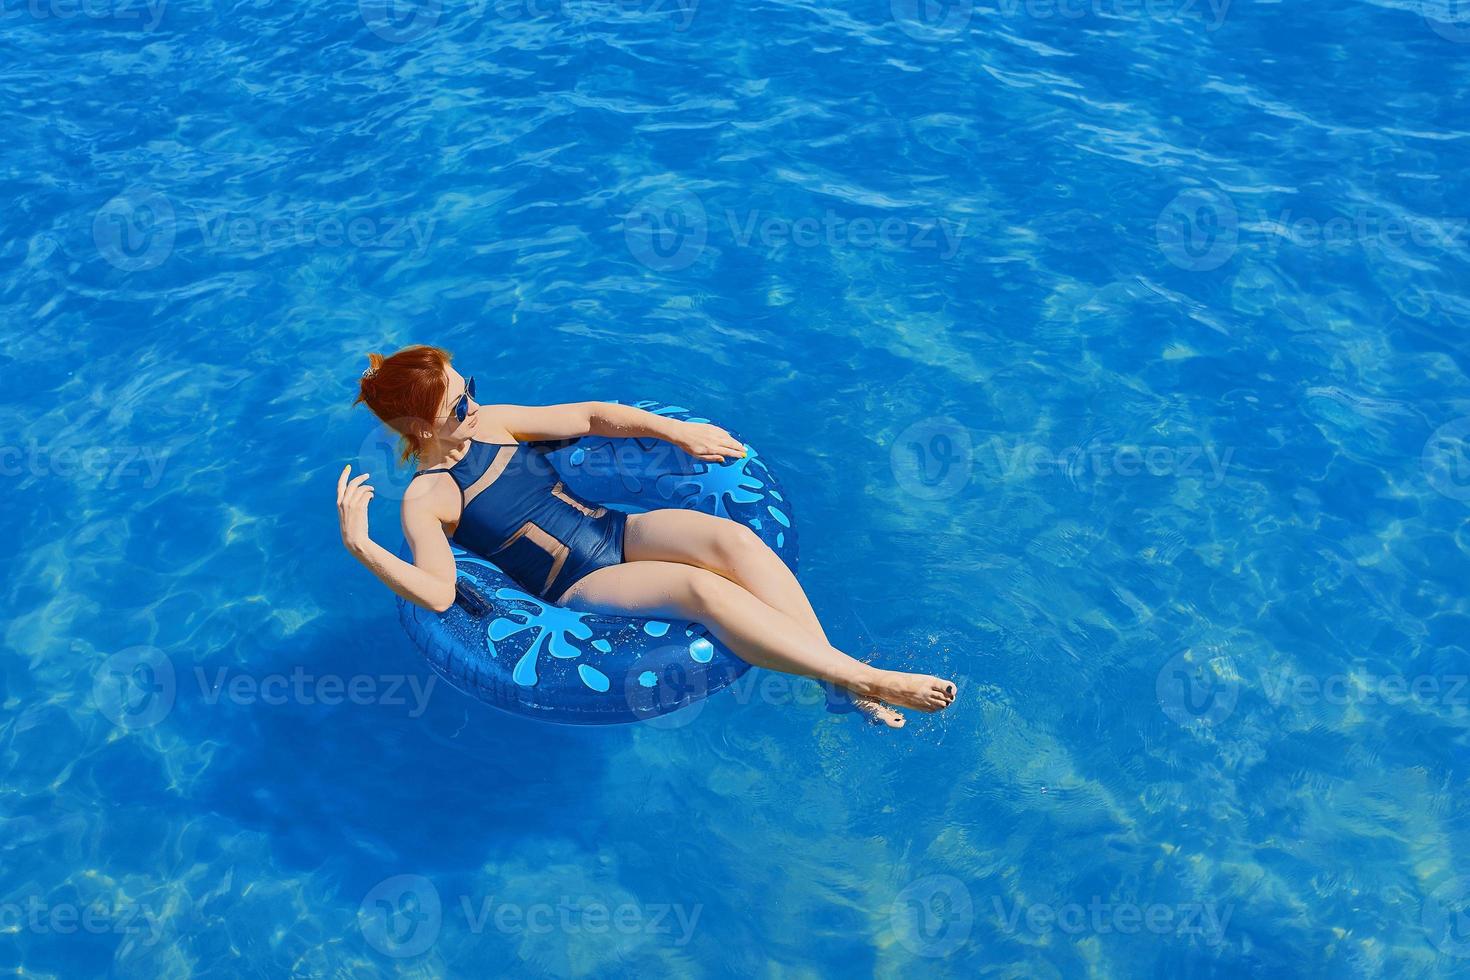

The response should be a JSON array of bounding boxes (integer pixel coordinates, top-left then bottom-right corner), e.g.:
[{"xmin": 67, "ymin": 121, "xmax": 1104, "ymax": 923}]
[{"xmin": 671, "ymin": 421, "xmax": 747, "ymax": 463}]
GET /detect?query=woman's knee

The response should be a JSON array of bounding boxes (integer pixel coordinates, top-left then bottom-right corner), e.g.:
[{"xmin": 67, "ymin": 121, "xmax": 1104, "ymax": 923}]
[
  {"xmin": 712, "ymin": 522, "xmax": 766, "ymax": 568},
  {"xmin": 679, "ymin": 567, "xmax": 733, "ymax": 615}
]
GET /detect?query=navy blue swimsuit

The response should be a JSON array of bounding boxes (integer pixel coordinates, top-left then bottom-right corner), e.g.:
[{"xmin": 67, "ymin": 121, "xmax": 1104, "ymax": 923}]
[{"xmin": 414, "ymin": 439, "xmax": 628, "ymax": 604}]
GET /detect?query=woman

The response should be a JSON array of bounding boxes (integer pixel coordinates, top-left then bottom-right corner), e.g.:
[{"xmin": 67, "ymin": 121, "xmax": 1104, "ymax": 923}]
[{"xmin": 337, "ymin": 344, "xmax": 956, "ymax": 728}]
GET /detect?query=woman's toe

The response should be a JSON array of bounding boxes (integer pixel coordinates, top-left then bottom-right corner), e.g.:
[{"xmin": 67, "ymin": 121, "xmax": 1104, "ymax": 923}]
[
  {"xmin": 856, "ymin": 697, "xmax": 906, "ymax": 728},
  {"xmin": 925, "ymin": 682, "xmax": 955, "ymax": 710},
  {"xmin": 872, "ymin": 707, "xmax": 902, "ymax": 728}
]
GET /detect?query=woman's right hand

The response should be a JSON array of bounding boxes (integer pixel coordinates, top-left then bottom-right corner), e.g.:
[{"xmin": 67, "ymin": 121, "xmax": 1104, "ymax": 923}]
[{"xmin": 337, "ymin": 465, "xmax": 374, "ymax": 557}]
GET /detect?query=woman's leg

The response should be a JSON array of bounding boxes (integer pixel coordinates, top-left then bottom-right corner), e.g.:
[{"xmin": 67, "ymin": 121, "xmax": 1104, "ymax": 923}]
[
  {"xmin": 625, "ymin": 509, "xmax": 823, "ymax": 635},
  {"xmin": 622, "ymin": 509, "xmax": 912, "ymax": 725},
  {"xmin": 558, "ymin": 558, "xmax": 956, "ymax": 714}
]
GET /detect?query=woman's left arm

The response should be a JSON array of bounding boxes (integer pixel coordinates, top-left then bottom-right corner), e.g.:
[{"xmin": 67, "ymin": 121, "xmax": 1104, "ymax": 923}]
[{"xmin": 486, "ymin": 401, "xmax": 747, "ymax": 463}]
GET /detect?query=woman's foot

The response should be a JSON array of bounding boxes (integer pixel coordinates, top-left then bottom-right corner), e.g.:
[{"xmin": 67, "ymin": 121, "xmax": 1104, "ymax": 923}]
[
  {"xmin": 856, "ymin": 669, "xmax": 957, "ymax": 713},
  {"xmin": 822, "ymin": 681, "xmax": 907, "ymax": 728},
  {"xmin": 850, "ymin": 695, "xmax": 906, "ymax": 729}
]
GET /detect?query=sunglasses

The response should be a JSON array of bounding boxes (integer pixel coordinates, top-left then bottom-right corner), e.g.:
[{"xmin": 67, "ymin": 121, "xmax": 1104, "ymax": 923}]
[{"xmin": 444, "ymin": 376, "xmax": 475, "ymax": 423}]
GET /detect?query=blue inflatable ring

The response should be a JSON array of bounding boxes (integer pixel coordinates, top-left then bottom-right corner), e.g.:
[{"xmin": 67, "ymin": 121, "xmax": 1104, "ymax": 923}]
[{"xmin": 397, "ymin": 401, "xmax": 799, "ymax": 725}]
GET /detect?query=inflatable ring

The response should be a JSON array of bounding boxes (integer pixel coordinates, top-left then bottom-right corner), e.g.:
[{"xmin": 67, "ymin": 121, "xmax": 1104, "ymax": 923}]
[{"xmin": 397, "ymin": 401, "xmax": 799, "ymax": 725}]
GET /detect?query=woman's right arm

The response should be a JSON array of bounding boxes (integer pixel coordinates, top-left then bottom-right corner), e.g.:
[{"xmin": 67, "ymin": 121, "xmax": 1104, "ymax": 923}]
[{"xmin": 337, "ymin": 464, "xmax": 458, "ymax": 613}]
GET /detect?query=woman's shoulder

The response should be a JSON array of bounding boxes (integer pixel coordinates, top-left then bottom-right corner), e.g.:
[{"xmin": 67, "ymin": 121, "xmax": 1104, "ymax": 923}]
[
  {"xmin": 471, "ymin": 409, "xmax": 521, "ymax": 446},
  {"xmin": 401, "ymin": 467, "xmax": 462, "ymax": 521}
]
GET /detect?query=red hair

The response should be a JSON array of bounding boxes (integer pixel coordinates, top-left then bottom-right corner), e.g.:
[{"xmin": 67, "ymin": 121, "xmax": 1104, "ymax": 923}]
[{"xmin": 353, "ymin": 344, "xmax": 453, "ymax": 462}]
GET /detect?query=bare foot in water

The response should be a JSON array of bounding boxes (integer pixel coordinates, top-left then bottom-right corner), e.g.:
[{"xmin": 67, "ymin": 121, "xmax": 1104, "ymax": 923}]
[
  {"xmin": 859, "ymin": 670, "xmax": 956, "ymax": 713},
  {"xmin": 850, "ymin": 694, "xmax": 906, "ymax": 729}
]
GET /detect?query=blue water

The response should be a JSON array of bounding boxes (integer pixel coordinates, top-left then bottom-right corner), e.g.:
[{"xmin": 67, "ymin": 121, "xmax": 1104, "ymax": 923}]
[{"xmin": 4, "ymin": 0, "xmax": 1470, "ymax": 975}]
